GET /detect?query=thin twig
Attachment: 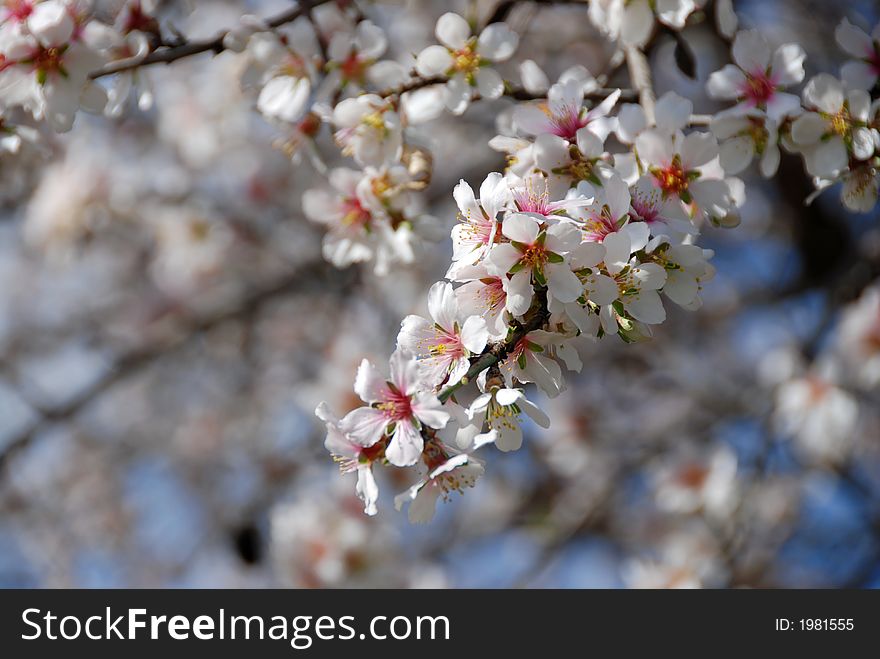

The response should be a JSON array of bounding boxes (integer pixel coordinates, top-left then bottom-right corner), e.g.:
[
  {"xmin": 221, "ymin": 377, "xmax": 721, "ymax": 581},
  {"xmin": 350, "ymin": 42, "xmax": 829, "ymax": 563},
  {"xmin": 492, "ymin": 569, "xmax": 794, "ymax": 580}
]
[{"xmin": 89, "ymin": 0, "xmax": 334, "ymax": 79}]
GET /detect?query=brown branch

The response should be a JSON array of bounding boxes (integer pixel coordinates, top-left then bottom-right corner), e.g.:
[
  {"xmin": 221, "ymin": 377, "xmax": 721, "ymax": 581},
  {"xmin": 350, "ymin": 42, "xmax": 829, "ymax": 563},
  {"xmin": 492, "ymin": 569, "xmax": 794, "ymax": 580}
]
[
  {"xmin": 89, "ymin": 0, "xmax": 334, "ymax": 79},
  {"xmin": 0, "ymin": 259, "xmax": 334, "ymax": 472},
  {"xmin": 438, "ymin": 289, "xmax": 550, "ymax": 403}
]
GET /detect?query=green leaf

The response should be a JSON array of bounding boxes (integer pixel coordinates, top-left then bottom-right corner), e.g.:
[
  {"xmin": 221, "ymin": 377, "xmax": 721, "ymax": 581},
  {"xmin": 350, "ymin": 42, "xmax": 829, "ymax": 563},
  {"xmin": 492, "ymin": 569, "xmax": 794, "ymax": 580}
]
[{"xmin": 546, "ymin": 251, "xmax": 564, "ymax": 263}]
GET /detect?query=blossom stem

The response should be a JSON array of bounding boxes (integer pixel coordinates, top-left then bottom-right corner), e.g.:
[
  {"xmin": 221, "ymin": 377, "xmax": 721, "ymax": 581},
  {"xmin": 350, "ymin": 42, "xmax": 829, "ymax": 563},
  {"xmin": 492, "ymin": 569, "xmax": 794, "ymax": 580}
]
[
  {"xmin": 437, "ymin": 289, "xmax": 550, "ymax": 403},
  {"xmin": 89, "ymin": 0, "xmax": 335, "ymax": 79}
]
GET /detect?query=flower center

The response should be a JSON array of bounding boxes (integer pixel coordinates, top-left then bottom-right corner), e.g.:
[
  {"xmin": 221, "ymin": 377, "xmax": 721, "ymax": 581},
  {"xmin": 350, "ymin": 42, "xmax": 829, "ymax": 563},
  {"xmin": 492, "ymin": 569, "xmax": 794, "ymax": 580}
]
[
  {"xmin": 28, "ymin": 45, "xmax": 69, "ymax": 83},
  {"xmin": 340, "ymin": 53, "xmax": 369, "ymax": 82},
  {"xmin": 362, "ymin": 110, "xmax": 387, "ymax": 132},
  {"xmin": 545, "ymin": 103, "xmax": 586, "ymax": 140},
  {"xmin": 746, "ymin": 117, "xmax": 769, "ymax": 153},
  {"xmin": 520, "ymin": 243, "xmax": 547, "ymax": 268},
  {"xmin": 742, "ymin": 71, "xmax": 775, "ymax": 105},
  {"xmin": 378, "ymin": 386, "xmax": 413, "ymax": 422},
  {"xmin": 828, "ymin": 107, "xmax": 851, "ymax": 137},
  {"xmin": 652, "ymin": 155, "xmax": 690, "ymax": 197},
  {"xmin": 583, "ymin": 210, "xmax": 618, "ymax": 240},
  {"xmin": 451, "ymin": 44, "xmax": 481, "ymax": 76},
  {"xmin": 341, "ymin": 197, "xmax": 371, "ymax": 228}
]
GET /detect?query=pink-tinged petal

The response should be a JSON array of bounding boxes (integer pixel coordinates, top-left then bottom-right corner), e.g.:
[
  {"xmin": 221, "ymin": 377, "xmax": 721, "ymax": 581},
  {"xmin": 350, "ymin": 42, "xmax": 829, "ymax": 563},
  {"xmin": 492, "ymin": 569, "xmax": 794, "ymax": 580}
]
[
  {"xmin": 398, "ymin": 314, "xmax": 436, "ymax": 355},
  {"xmin": 340, "ymin": 406, "xmax": 388, "ymax": 447},
  {"xmin": 841, "ymin": 60, "xmax": 879, "ymax": 91},
  {"xmin": 416, "ymin": 45, "xmax": 454, "ymax": 77},
  {"xmin": 771, "ymin": 43, "xmax": 805, "ymax": 86},
  {"xmin": 453, "ymin": 178, "xmax": 481, "ymax": 217},
  {"xmin": 479, "ymin": 172, "xmax": 510, "ymax": 220},
  {"xmin": 835, "ymin": 18, "xmax": 874, "ymax": 59},
  {"xmin": 502, "ymin": 213, "xmax": 541, "ymax": 243},
  {"xmin": 505, "ymin": 269, "xmax": 534, "ymax": 316},
  {"xmin": 732, "ymin": 29, "xmax": 771, "ymax": 74},
  {"xmin": 707, "ymin": 65, "xmax": 747, "ymax": 100},
  {"xmin": 386, "ymin": 420, "xmax": 424, "ymax": 467},
  {"xmin": 436, "ymin": 12, "xmax": 471, "ymax": 50},
  {"xmin": 389, "ymin": 349, "xmax": 421, "ymax": 393},
  {"xmin": 513, "ymin": 104, "xmax": 553, "ymax": 135},
  {"xmin": 478, "ymin": 23, "xmax": 519, "ymax": 61},
  {"xmin": 354, "ymin": 358, "xmax": 385, "ymax": 402},
  {"xmin": 427, "ymin": 280, "xmax": 458, "ymax": 331},
  {"xmin": 411, "ymin": 393, "xmax": 450, "ymax": 429},
  {"xmin": 356, "ymin": 467, "xmax": 379, "ymax": 516},
  {"xmin": 460, "ymin": 315, "xmax": 489, "ymax": 354}
]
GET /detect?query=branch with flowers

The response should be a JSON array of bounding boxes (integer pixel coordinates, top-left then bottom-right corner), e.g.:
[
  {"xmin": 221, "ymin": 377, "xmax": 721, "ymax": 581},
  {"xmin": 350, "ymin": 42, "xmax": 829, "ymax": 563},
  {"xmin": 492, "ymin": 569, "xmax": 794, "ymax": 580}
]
[{"xmin": 2, "ymin": 0, "xmax": 880, "ymax": 526}]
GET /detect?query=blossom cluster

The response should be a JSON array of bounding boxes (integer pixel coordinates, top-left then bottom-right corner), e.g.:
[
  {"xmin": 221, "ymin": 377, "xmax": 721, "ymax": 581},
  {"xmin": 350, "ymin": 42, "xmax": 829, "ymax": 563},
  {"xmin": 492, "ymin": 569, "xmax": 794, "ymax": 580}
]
[
  {"xmin": 706, "ymin": 21, "xmax": 880, "ymax": 212},
  {"xmin": 2, "ymin": 1, "xmax": 879, "ymax": 528}
]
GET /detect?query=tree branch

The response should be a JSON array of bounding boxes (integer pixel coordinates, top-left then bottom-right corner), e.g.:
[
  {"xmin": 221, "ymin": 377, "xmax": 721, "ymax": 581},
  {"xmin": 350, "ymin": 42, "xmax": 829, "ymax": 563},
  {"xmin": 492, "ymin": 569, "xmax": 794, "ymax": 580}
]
[
  {"xmin": 89, "ymin": 0, "xmax": 334, "ymax": 79},
  {"xmin": 438, "ymin": 289, "xmax": 550, "ymax": 403},
  {"xmin": 0, "ymin": 259, "xmax": 335, "ymax": 471}
]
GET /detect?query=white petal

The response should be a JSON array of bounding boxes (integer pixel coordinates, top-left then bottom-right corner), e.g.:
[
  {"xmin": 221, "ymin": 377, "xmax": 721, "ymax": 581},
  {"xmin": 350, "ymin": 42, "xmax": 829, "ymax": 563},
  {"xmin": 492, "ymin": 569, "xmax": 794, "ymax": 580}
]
[
  {"xmin": 771, "ymin": 43, "xmax": 805, "ymax": 86},
  {"xmin": 790, "ymin": 112, "xmax": 827, "ymax": 145},
  {"xmin": 444, "ymin": 75, "xmax": 472, "ymax": 115},
  {"xmin": 732, "ymin": 29, "xmax": 771, "ymax": 74},
  {"xmin": 478, "ymin": 23, "xmax": 519, "ymax": 61},
  {"xmin": 416, "ymin": 45, "xmax": 453, "ymax": 77},
  {"xmin": 503, "ymin": 213, "xmax": 540, "ymax": 243},
  {"xmin": 475, "ymin": 67, "xmax": 504, "ymax": 99},
  {"xmin": 386, "ymin": 420, "xmax": 424, "ymax": 467},
  {"xmin": 655, "ymin": 91, "xmax": 693, "ymax": 133},
  {"xmin": 460, "ymin": 315, "xmax": 490, "ymax": 354},
  {"xmin": 707, "ymin": 65, "xmax": 746, "ymax": 100},
  {"xmin": 803, "ymin": 73, "xmax": 844, "ymax": 114},
  {"xmin": 436, "ymin": 12, "xmax": 471, "ymax": 50}
]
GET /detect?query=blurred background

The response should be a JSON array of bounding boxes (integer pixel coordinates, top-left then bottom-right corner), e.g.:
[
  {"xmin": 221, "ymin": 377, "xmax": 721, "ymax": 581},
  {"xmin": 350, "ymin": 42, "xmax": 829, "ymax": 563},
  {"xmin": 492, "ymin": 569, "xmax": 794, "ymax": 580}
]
[{"xmin": 0, "ymin": 0, "xmax": 879, "ymax": 588}]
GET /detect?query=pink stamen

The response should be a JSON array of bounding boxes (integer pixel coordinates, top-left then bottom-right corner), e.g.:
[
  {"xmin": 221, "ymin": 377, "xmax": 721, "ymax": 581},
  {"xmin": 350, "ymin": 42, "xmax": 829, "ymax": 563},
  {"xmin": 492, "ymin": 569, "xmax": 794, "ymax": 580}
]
[
  {"xmin": 549, "ymin": 103, "xmax": 588, "ymax": 140},
  {"xmin": 740, "ymin": 70, "xmax": 777, "ymax": 107},
  {"xmin": 381, "ymin": 386, "xmax": 414, "ymax": 422}
]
